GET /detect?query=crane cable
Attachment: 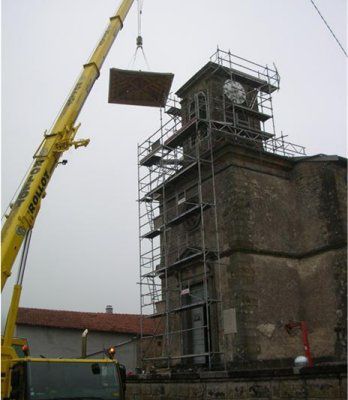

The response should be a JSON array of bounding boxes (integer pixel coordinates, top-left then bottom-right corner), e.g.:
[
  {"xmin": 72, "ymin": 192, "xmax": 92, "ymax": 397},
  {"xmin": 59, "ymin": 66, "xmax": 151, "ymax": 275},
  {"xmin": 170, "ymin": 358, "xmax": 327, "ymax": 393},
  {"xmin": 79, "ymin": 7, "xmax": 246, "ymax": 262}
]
[
  {"xmin": 128, "ymin": 0, "xmax": 150, "ymax": 69},
  {"xmin": 309, "ymin": 0, "xmax": 347, "ymax": 58}
]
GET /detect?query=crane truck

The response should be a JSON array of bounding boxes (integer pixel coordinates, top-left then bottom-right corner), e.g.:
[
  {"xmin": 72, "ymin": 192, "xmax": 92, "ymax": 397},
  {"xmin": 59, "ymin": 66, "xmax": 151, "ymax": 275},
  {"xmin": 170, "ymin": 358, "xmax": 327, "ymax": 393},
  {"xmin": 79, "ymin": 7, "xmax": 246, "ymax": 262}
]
[{"xmin": 1, "ymin": 1, "xmax": 134, "ymax": 398}]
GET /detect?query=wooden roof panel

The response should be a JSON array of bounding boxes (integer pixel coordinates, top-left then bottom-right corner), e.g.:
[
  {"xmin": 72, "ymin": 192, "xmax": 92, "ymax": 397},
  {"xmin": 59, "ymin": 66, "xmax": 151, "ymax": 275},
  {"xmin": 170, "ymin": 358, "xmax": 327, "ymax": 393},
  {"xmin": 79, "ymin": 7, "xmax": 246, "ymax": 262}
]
[{"xmin": 108, "ymin": 68, "xmax": 174, "ymax": 107}]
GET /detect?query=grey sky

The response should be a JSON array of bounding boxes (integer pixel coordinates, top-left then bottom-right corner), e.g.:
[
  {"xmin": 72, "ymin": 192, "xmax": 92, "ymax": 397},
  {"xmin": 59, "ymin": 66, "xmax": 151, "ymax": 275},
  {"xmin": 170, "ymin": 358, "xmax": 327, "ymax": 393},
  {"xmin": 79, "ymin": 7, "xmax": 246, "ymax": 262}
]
[{"xmin": 1, "ymin": 0, "xmax": 346, "ymax": 321}]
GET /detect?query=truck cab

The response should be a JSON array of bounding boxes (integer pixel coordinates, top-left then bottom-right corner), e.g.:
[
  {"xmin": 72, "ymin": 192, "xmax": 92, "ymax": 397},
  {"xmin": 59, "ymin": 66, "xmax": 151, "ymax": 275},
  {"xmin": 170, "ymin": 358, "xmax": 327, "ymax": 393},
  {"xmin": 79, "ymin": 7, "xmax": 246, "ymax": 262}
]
[{"xmin": 8, "ymin": 358, "xmax": 125, "ymax": 400}]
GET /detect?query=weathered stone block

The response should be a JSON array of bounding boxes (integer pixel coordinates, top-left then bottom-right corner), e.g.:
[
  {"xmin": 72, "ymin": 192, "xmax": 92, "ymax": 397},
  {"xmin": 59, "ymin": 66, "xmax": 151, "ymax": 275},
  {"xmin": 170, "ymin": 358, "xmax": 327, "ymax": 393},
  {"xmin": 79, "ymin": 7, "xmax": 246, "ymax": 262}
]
[
  {"xmin": 206, "ymin": 382, "xmax": 226, "ymax": 399},
  {"xmin": 189, "ymin": 383, "xmax": 206, "ymax": 399},
  {"xmin": 279, "ymin": 379, "xmax": 306, "ymax": 398},
  {"xmin": 305, "ymin": 378, "xmax": 341, "ymax": 398},
  {"xmin": 340, "ymin": 377, "xmax": 347, "ymax": 398},
  {"xmin": 224, "ymin": 380, "xmax": 273, "ymax": 399},
  {"xmin": 142, "ymin": 383, "xmax": 152, "ymax": 395},
  {"xmin": 247, "ymin": 381, "xmax": 272, "ymax": 398},
  {"xmin": 151, "ymin": 383, "xmax": 165, "ymax": 395},
  {"xmin": 140, "ymin": 395, "xmax": 152, "ymax": 400},
  {"xmin": 175, "ymin": 383, "xmax": 190, "ymax": 398},
  {"xmin": 225, "ymin": 381, "xmax": 249, "ymax": 399}
]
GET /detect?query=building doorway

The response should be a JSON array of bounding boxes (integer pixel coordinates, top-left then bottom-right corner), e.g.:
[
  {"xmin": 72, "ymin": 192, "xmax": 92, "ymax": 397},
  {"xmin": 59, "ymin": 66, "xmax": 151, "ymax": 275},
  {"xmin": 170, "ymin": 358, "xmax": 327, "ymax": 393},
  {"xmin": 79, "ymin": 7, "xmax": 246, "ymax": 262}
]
[{"xmin": 182, "ymin": 281, "xmax": 208, "ymax": 365}]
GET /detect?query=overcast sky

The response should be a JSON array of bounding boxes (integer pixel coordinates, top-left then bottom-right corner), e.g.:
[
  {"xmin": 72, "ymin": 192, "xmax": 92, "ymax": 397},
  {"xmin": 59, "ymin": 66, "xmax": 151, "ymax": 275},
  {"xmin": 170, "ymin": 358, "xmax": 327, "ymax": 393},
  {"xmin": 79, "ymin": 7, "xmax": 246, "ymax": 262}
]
[{"xmin": 1, "ymin": 0, "xmax": 346, "ymax": 323}]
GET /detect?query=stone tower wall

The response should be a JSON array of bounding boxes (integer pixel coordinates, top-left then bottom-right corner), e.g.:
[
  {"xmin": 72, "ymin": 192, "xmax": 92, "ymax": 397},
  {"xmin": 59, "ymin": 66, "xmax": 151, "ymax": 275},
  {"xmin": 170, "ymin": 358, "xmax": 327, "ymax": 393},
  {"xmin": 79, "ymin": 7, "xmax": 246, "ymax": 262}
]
[{"xmin": 159, "ymin": 141, "xmax": 346, "ymax": 367}]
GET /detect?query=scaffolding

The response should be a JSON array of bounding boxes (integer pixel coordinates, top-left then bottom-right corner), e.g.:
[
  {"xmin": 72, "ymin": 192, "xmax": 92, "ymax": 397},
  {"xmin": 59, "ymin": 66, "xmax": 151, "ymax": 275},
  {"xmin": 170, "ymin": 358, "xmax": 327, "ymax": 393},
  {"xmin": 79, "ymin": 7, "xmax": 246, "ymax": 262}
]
[{"xmin": 138, "ymin": 49, "xmax": 306, "ymax": 371}]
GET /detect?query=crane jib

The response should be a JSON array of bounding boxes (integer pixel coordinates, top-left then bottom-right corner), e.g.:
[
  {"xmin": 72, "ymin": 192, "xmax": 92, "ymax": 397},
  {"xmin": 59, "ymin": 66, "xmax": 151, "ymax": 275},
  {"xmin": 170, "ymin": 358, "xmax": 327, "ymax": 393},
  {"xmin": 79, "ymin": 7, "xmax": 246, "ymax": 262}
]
[
  {"xmin": 15, "ymin": 159, "xmax": 50, "ymax": 214},
  {"xmin": 2, "ymin": 2, "xmax": 135, "ymax": 395},
  {"xmin": 1, "ymin": 0, "xmax": 134, "ymax": 293}
]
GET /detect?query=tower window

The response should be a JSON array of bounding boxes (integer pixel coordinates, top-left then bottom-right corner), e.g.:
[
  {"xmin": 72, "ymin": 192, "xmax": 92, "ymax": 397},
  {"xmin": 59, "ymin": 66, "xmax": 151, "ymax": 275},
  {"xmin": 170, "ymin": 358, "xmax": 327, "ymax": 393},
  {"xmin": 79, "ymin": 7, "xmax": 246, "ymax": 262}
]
[
  {"xmin": 188, "ymin": 99, "xmax": 196, "ymax": 120},
  {"xmin": 197, "ymin": 92, "xmax": 207, "ymax": 119},
  {"xmin": 188, "ymin": 92, "xmax": 208, "ymax": 121}
]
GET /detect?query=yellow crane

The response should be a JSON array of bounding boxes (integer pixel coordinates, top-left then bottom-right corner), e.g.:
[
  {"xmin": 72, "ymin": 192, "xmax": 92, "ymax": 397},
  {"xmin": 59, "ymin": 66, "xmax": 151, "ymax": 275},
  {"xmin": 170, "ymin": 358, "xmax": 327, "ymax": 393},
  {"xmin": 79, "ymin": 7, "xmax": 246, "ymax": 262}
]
[{"xmin": 1, "ymin": 1, "xmax": 134, "ymax": 398}]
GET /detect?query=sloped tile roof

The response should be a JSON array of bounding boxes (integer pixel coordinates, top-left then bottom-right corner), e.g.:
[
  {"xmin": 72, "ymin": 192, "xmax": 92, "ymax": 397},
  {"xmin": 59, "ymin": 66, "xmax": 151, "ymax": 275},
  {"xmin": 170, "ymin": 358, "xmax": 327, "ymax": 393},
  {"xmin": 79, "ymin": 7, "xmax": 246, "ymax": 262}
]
[{"xmin": 17, "ymin": 307, "xmax": 157, "ymax": 335}]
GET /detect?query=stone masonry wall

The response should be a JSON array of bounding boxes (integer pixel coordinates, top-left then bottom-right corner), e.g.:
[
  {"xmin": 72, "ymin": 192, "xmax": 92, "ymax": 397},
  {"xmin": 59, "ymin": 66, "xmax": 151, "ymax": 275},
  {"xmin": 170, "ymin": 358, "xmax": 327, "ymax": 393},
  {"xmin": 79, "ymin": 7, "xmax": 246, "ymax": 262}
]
[
  {"xmin": 148, "ymin": 140, "xmax": 347, "ymax": 369},
  {"xmin": 211, "ymin": 149, "xmax": 346, "ymax": 365},
  {"xmin": 126, "ymin": 366, "xmax": 347, "ymax": 400},
  {"xmin": 219, "ymin": 253, "xmax": 302, "ymax": 365}
]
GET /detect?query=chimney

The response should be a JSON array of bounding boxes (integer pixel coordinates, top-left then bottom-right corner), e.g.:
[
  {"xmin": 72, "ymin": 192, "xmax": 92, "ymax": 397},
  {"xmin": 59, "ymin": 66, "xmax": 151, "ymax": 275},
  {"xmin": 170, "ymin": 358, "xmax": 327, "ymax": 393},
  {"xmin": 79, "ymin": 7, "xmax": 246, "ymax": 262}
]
[{"xmin": 105, "ymin": 305, "xmax": 113, "ymax": 314}]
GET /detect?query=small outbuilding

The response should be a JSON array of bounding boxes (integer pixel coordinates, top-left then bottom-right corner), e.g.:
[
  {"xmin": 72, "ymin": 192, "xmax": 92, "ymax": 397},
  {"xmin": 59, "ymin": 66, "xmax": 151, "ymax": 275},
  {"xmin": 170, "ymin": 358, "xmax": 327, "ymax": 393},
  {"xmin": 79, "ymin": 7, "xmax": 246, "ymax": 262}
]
[{"xmin": 16, "ymin": 307, "xmax": 155, "ymax": 372}]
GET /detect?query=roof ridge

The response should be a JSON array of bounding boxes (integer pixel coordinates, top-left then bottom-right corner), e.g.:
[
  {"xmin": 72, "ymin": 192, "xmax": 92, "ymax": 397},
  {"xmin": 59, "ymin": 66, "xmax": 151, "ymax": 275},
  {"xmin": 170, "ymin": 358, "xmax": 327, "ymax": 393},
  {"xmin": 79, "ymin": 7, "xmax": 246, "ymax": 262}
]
[
  {"xmin": 17, "ymin": 308, "xmax": 157, "ymax": 335},
  {"xmin": 18, "ymin": 307, "xmax": 142, "ymax": 317}
]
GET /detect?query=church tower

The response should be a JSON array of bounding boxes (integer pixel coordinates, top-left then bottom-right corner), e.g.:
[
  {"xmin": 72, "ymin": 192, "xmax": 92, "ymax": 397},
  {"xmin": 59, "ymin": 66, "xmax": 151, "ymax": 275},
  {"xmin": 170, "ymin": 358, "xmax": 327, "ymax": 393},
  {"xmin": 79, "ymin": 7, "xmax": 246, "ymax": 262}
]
[{"xmin": 138, "ymin": 49, "xmax": 345, "ymax": 372}]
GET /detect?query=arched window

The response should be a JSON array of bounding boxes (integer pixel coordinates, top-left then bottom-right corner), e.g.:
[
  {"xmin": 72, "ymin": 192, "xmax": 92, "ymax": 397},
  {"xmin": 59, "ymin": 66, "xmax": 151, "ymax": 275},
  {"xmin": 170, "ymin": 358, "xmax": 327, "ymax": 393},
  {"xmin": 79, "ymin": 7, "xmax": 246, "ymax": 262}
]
[
  {"xmin": 197, "ymin": 92, "xmax": 207, "ymax": 119},
  {"xmin": 188, "ymin": 91, "xmax": 208, "ymax": 121}
]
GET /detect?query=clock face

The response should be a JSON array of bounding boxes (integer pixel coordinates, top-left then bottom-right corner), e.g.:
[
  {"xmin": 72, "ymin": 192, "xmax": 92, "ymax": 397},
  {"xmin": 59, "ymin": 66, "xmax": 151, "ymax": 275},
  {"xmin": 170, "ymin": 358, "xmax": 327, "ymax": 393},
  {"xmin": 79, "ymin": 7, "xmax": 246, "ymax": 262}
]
[{"xmin": 223, "ymin": 79, "xmax": 246, "ymax": 104}]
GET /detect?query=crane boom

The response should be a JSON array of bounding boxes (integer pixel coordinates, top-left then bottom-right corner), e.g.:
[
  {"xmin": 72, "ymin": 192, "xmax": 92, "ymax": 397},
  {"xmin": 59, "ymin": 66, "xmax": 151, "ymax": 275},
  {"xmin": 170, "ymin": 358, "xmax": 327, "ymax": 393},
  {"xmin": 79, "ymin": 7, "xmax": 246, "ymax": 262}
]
[{"xmin": 1, "ymin": 0, "xmax": 134, "ymax": 290}]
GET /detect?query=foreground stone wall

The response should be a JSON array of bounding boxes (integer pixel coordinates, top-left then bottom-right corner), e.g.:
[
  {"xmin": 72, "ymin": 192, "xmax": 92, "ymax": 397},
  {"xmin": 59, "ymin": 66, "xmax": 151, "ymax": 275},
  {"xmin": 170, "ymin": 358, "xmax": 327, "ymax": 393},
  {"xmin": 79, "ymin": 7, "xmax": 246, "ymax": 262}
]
[{"xmin": 126, "ymin": 365, "xmax": 346, "ymax": 400}]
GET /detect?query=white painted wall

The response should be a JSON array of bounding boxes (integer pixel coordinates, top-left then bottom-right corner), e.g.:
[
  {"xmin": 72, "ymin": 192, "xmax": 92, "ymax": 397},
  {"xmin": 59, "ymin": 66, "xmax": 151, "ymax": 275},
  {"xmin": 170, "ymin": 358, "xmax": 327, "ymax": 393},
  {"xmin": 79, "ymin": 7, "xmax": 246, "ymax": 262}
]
[{"xmin": 17, "ymin": 325, "xmax": 138, "ymax": 372}]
